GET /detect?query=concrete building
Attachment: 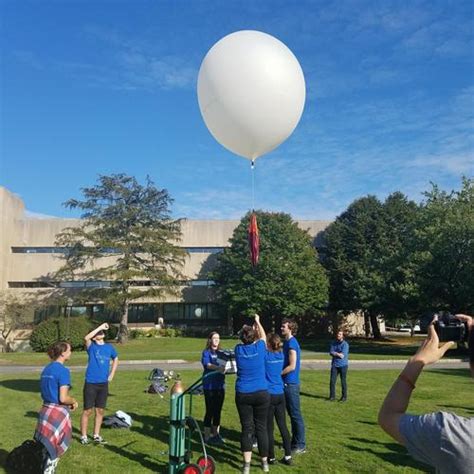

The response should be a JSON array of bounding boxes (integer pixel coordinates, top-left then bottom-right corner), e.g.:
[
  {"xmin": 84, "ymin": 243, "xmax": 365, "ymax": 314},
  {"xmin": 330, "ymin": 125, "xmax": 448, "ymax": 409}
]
[{"xmin": 1, "ymin": 186, "xmax": 332, "ymax": 336}]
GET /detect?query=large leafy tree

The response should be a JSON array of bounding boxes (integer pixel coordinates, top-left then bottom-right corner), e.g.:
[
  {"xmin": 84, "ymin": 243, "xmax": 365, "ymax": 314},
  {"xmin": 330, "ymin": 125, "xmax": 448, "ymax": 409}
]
[
  {"xmin": 321, "ymin": 196, "xmax": 388, "ymax": 338},
  {"xmin": 212, "ymin": 211, "xmax": 329, "ymax": 331},
  {"xmin": 413, "ymin": 178, "xmax": 474, "ymax": 313},
  {"xmin": 376, "ymin": 192, "xmax": 421, "ymax": 329},
  {"xmin": 54, "ymin": 174, "xmax": 186, "ymax": 342}
]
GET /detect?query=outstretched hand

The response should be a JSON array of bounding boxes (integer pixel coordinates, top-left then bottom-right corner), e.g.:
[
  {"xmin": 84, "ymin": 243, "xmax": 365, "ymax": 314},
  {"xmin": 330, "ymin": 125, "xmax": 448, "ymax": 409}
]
[
  {"xmin": 411, "ymin": 322, "xmax": 454, "ymax": 366},
  {"xmin": 455, "ymin": 314, "xmax": 473, "ymax": 331}
]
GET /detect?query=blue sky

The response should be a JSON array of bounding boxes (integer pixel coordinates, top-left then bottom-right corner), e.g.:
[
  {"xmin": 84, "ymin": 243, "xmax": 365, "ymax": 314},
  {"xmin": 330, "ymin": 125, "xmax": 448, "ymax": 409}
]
[{"xmin": 1, "ymin": 0, "xmax": 473, "ymax": 220}]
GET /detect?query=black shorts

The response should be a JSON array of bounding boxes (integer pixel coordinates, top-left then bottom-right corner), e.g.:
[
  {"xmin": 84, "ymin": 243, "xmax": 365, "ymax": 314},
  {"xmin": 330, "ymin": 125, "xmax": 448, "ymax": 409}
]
[{"xmin": 83, "ymin": 382, "xmax": 109, "ymax": 410}]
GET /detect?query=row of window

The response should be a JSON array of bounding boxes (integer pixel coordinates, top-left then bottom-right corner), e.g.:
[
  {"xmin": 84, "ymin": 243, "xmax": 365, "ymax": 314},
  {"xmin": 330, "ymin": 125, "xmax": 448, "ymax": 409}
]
[
  {"xmin": 34, "ymin": 302, "xmax": 224, "ymax": 324},
  {"xmin": 11, "ymin": 246, "xmax": 224, "ymax": 254},
  {"xmin": 8, "ymin": 280, "xmax": 216, "ymax": 288}
]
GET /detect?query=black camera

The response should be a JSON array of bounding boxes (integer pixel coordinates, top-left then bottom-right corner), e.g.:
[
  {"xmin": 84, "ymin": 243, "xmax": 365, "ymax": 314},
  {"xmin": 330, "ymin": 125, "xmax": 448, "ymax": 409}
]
[{"xmin": 433, "ymin": 312, "xmax": 467, "ymax": 342}]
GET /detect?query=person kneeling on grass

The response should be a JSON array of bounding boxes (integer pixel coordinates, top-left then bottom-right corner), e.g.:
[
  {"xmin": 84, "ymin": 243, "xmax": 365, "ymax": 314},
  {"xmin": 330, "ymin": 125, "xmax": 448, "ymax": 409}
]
[
  {"xmin": 80, "ymin": 323, "xmax": 119, "ymax": 445},
  {"xmin": 36, "ymin": 341, "xmax": 78, "ymax": 474},
  {"xmin": 378, "ymin": 314, "xmax": 474, "ymax": 474}
]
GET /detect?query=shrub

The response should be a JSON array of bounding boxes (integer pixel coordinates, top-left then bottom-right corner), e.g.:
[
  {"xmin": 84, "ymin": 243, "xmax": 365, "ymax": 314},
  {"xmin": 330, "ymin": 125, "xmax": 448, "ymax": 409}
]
[
  {"xmin": 129, "ymin": 329, "xmax": 146, "ymax": 339},
  {"xmin": 128, "ymin": 327, "xmax": 183, "ymax": 338},
  {"xmin": 30, "ymin": 317, "xmax": 105, "ymax": 352}
]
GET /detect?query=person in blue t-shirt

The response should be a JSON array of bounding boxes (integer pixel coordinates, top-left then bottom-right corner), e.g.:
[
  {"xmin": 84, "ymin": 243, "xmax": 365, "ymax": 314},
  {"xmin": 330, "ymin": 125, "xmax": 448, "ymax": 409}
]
[
  {"xmin": 40, "ymin": 341, "xmax": 77, "ymax": 407},
  {"xmin": 201, "ymin": 331, "xmax": 226, "ymax": 445},
  {"xmin": 281, "ymin": 318, "xmax": 306, "ymax": 454},
  {"xmin": 80, "ymin": 323, "xmax": 118, "ymax": 445},
  {"xmin": 329, "ymin": 329, "xmax": 349, "ymax": 402},
  {"xmin": 37, "ymin": 340, "xmax": 78, "ymax": 472},
  {"xmin": 235, "ymin": 314, "xmax": 270, "ymax": 474},
  {"xmin": 265, "ymin": 333, "xmax": 292, "ymax": 466}
]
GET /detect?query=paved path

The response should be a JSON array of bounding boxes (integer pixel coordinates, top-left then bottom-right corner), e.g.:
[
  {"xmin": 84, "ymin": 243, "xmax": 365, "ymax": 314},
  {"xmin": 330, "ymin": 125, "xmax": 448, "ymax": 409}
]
[{"xmin": 0, "ymin": 358, "xmax": 468, "ymax": 374}]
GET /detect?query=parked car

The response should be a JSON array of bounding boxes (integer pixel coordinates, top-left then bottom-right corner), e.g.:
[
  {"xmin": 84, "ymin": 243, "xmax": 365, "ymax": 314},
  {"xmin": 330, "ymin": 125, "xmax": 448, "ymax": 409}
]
[{"xmin": 398, "ymin": 323, "xmax": 420, "ymax": 333}]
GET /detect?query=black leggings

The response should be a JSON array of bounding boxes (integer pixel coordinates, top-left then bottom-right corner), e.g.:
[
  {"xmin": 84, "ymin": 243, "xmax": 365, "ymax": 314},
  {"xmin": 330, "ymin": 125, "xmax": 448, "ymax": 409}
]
[
  {"xmin": 203, "ymin": 389, "xmax": 225, "ymax": 428},
  {"xmin": 267, "ymin": 393, "xmax": 291, "ymax": 458},
  {"xmin": 236, "ymin": 390, "xmax": 270, "ymax": 456}
]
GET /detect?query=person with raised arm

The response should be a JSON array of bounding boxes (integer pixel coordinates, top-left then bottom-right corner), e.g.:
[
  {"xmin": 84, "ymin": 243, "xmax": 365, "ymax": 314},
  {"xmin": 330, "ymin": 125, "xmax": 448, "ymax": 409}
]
[
  {"xmin": 378, "ymin": 316, "xmax": 474, "ymax": 473},
  {"xmin": 80, "ymin": 322, "xmax": 118, "ymax": 445},
  {"xmin": 235, "ymin": 314, "xmax": 270, "ymax": 473}
]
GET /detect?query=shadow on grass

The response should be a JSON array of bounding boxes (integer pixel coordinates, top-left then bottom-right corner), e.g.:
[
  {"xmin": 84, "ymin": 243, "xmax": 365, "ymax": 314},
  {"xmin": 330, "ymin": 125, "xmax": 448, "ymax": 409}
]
[
  {"xmin": 300, "ymin": 391, "xmax": 328, "ymax": 400},
  {"xmin": 346, "ymin": 437, "xmax": 434, "ymax": 472},
  {"xmin": 124, "ymin": 412, "xmax": 242, "ymax": 470},
  {"xmin": 357, "ymin": 420, "xmax": 378, "ymax": 426},
  {"xmin": 427, "ymin": 368, "xmax": 471, "ymax": 378},
  {"xmin": 0, "ymin": 448, "xmax": 10, "ymax": 468},
  {"xmin": 104, "ymin": 440, "xmax": 167, "ymax": 473},
  {"xmin": 0, "ymin": 379, "xmax": 38, "ymax": 393}
]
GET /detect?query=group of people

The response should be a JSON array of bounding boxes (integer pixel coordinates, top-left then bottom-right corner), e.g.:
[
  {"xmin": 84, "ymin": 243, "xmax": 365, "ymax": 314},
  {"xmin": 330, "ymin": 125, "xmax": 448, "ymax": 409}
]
[
  {"xmin": 201, "ymin": 315, "xmax": 313, "ymax": 473},
  {"xmin": 36, "ymin": 323, "xmax": 118, "ymax": 473},
  {"xmin": 34, "ymin": 313, "xmax": 473, "ymax": 474}
]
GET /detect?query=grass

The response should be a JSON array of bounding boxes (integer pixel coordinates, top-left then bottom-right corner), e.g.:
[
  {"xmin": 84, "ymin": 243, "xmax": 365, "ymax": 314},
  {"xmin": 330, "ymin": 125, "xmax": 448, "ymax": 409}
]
[
  {"xmin": 0, "ymin": 368, "xmax": 472, "ymax": 473},
  {"xmin": 1, "ymin": 335, "xmax": 466, "ymax": 366}
]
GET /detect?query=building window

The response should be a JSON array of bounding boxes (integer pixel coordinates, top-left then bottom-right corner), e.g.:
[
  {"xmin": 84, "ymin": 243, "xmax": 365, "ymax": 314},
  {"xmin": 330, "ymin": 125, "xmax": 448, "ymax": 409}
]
[
  {"xmin": 185, "ymin": 280, "xmax": 216, "ymax": 287},
  {"xmin": 8, "ymin": 281, "xmax": 57, "ymax": 288},
  {"xmin": 185, "ymin": 247, "xmax": 224, "ymax": 254},
  {"xmin": 12, "ymin": 246, "xmax": 225, "ymax": 254}
]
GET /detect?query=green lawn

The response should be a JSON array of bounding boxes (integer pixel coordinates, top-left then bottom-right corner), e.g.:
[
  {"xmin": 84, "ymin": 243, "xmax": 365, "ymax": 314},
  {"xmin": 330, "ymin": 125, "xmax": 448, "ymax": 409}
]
[
  {"xmin": 1, "ymin": 335, "xmax": 465, "ymax": 366},
  {"xmin": 0, "ymin": 368, "xmax": 472, "ymax": 473}
]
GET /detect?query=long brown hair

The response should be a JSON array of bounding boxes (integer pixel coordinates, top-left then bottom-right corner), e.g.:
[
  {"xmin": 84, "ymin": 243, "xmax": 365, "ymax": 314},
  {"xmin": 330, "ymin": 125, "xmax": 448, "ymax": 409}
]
[
  {"xmin": 205, "ymin": 331, "xmax": 221, "ymax": 351},
  {"xmin": 267, "ymin": 333, "xmax": 282, "ymax": 352},
  {"xmin": 239, "ymin": 325, "xmax": 256, "ymax": 345},
  {"xmin": 47, "ymin": 341, "xmax": 70, "ymax": 360}
]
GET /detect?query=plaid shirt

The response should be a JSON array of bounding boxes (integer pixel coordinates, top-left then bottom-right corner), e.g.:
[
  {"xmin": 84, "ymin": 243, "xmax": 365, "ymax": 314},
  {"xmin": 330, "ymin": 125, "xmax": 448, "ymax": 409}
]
[{"xmin": 34, "ymin": 404, "xmax": 72, "ymax": 460}]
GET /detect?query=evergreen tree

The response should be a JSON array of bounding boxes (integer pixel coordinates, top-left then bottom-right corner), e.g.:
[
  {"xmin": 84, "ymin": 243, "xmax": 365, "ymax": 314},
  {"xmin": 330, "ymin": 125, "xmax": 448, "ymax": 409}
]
[{"xmin": 54, "ymin": 174, "xmax": 186, "ymax": 342}]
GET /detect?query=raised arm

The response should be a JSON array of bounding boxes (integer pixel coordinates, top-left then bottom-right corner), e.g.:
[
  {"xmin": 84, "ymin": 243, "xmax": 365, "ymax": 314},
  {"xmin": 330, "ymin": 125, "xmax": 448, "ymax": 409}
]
[
  {"xmin": 253, "ymin": 314, "xmax": 266, "ymax": 342},
  {"xmin": 455, "ymin": 314, "xmax": 473, "ymax": 377},
  {"xmin": 84, "ymin": 322, "xmax": 109, "ymax": 348},
  {"xmin": 378, "ymin": 324, "xmax": 454, "ymax": 444}
]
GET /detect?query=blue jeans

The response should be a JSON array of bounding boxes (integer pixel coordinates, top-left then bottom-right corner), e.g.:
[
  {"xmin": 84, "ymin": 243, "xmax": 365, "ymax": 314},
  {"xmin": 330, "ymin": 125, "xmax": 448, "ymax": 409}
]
[
  {"xmin": 284, "ymin": 383, "xmax": 305, "ymax": 450},
  {"xmin": 329, "ymin": 365, "xmax": 348, "ymax": 399}
]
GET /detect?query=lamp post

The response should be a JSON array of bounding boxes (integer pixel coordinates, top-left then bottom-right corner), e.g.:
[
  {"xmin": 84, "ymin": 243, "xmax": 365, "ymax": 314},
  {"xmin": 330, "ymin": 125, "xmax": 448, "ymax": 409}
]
[{"xmin": 66, "ymin": 298, "xmax": 73, "ymax": 339}]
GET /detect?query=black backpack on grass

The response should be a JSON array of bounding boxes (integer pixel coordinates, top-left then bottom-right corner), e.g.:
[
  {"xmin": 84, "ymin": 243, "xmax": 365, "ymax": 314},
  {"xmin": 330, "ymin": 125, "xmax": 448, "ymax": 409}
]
[{"xmin": 5, "ymin": 439, "xmax": 47, "ymax": 474}]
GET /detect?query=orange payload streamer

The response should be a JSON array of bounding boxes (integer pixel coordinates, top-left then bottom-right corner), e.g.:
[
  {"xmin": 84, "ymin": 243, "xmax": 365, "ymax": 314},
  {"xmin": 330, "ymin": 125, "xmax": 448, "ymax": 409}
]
[{"xmin": 248, "ymin": 213, "xmax": 259, "ymax": 267}]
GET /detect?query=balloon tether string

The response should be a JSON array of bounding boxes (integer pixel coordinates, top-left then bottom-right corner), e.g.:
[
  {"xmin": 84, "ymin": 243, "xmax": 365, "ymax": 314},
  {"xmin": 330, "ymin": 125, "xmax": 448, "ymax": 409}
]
[{"xmin": 251, "ymin": 160, "xmax": 255, "ymax": 212}]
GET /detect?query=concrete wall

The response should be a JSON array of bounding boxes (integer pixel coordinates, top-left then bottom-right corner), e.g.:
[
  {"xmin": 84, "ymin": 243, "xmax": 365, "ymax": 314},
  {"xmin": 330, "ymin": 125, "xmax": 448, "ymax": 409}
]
[{"xmin": 0, "ymin": 186, "xmax": 331, "ymax": 304}]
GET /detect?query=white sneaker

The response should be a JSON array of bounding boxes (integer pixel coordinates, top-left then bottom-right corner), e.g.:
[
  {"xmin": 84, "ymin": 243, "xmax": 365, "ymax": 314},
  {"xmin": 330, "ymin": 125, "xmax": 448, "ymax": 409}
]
[
  {"xmin": 93, "ymin": 434, "xmax": 107, "ymax": 444},
  {"xmin": 80, "ymin": 436, "xmax": 89, "ymax": 445}
]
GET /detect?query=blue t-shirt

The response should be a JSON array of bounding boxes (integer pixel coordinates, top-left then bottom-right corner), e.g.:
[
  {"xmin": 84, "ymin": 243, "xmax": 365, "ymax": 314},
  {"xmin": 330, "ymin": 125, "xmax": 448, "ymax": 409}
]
[
  {"xmin": 40, "ymin": 361, "xmax": 71, "ymax": 404},
  {"xmin": 283, "ymin": 337, "xmax": 301, "ymax": 384},
  {"xmin": 265, "ymin": 351, "xmax": 284, "ymax": 395},
  {"xmin": 329, "ymin": 340, "xmax": 349, "ymax": 368},
  {"xmin": 201, "ymin": 349, "xmax": 225, "ymax": 390},
  {"xmin": 235, "ymin": 339, "xmax": 268, "ymax": 394},
  {"xmin": 85, "ymin": 342, "xmax": 118, "ymax": 384}
]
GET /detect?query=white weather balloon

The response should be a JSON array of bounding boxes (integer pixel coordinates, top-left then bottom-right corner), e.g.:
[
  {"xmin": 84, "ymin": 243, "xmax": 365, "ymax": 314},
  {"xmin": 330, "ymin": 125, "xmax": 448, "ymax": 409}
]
[{"xmin": 198, "ymin": 30, "xmax": 306, "ymax": 161}]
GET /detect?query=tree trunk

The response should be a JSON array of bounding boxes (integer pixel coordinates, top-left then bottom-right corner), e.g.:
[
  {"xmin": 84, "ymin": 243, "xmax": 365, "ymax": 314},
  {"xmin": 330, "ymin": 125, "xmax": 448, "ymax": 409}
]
[
  {"xmin": 364, "ymin": 312, "xmax": 371, "ymax": 338},
  {"xmin": 370, "ymin": 312, "xmax": 382, "ymax": 339},
  {"xmin": 118, "ymin": 303, "xmax": 129, "ymax": 343}
]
